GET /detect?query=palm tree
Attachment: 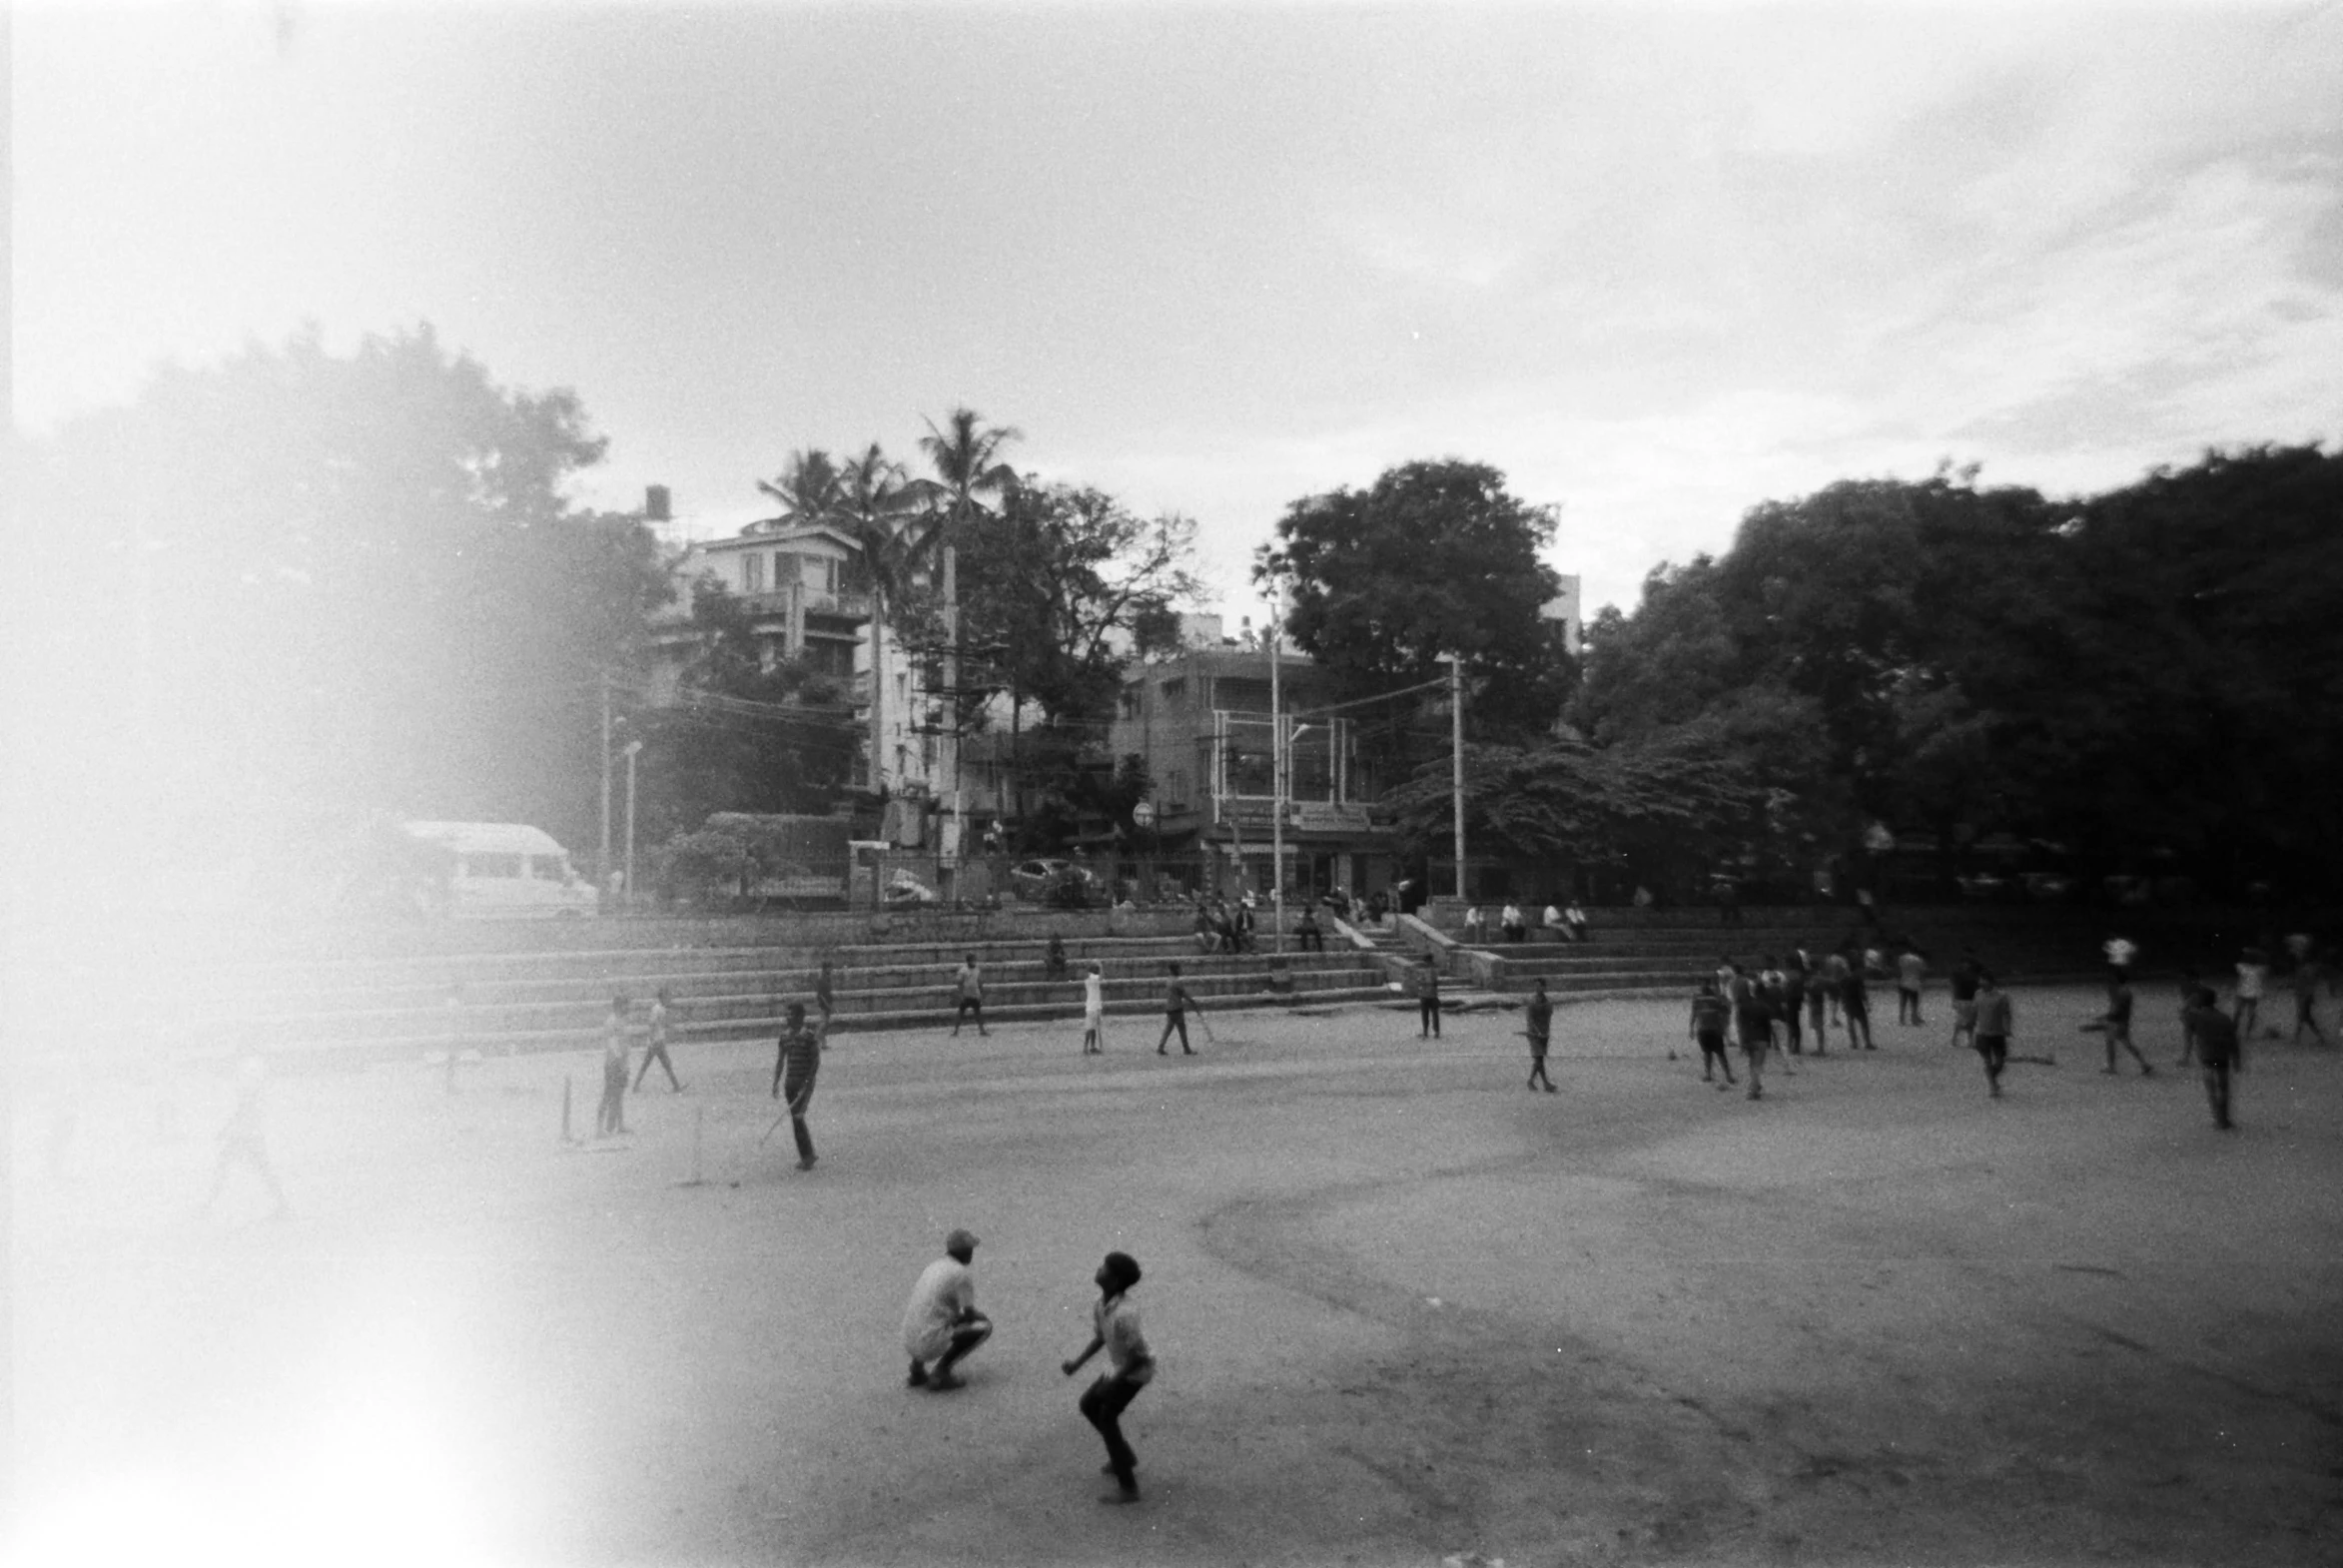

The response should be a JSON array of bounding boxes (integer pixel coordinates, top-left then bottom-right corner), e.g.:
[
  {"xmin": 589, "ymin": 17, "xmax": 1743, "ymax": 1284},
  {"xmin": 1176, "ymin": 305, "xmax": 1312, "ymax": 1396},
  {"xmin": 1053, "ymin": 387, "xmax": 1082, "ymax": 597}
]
[
  {"xmin": 755, "ymin": 448, "xmax": 842, "ymax": 533},
  {"xmin": 834, "ymin": 443, "xmax": 930, "ymax": 793},
  {"xmin": 912, "ymin": 408, "xmax": 1021, "ymax": 825}
]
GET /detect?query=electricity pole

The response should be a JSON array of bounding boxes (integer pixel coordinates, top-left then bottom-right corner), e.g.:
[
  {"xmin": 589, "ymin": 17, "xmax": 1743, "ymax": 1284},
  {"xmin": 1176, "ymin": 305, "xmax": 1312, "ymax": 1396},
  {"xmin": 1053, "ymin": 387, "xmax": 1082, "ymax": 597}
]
[{"xmin": 1447, "ymin": 653, "xmax": 1466, "ymax": 903}]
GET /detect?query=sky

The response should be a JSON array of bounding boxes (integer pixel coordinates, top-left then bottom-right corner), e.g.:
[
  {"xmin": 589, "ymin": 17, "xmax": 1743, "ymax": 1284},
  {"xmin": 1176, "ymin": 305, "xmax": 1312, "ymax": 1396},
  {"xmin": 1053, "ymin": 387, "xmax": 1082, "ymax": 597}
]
[{"xmin": 14, "ymin": 1, "xmax": 2343, "ymax": 623}]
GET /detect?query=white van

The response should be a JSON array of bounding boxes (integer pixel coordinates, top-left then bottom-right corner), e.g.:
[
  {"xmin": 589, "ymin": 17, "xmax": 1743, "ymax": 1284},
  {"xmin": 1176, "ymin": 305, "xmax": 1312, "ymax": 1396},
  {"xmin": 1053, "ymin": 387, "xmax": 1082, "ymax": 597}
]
[{"xmin": 402, "ymin": 821, "xmax": 600, "ymax": 919}]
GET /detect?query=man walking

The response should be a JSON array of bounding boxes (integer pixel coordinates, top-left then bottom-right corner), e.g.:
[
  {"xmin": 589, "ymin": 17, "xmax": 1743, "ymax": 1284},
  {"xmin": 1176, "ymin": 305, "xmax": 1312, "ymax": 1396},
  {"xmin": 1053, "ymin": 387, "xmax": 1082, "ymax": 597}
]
[
  {"xmin": 1839, "ymin": 944, "xmax": 1876, "ymax": 1051},
  {"xmin": 1415, "ymin": 956, "xmax": 1442, "ymax": 1040},
  {"xmin": 2289, "ymin": 945, "xmax": 2330, "ymax": 1046},
  {"xmin": 1157, "ymin": 963, "xmax": 1194, "ymax": 1055},
  {"xmin": 770, "ymin": 1002, "xmax": 822, "ymax": 1171},
  {"xmin": 1972, "ymin": 973, "xmax": 2013, "ymax": 1098},
  {"xmin": 1732, "ymin": 964, "xmax": 1775, "ymax": 1100},
  {"xmin": 2182, "ymin": 986, "xmax": 2240, "ymax": 1130},
  {"xmin": 1896, "ymin": 942, "xmax": 1928, "ymax": 1026},
  {"xmin": 903, "ymin": 1228, "xmax": 992, "ymax": 1390},
  {"xmin": 204, "ymin": 1055, "xmax": 292, "ymax": 1219},
  {"xmin": 951, "ymin": 955, "xmax": 990, "ymax": 1038},
  {"xmin": 1525, "ymin": 978, "xmax": 1556, "ymax": 1092},
  {"xmin": 1063, "ymin": 1251, "xmax": 1155, "ymax": 1504},
  {"xmin": 2091, "ymin": 969, "xmax": 2153, "ymax": 1076},
  {"xmin": 633, "ymin": 984, "xmax": 685, "ymax": 1093}
]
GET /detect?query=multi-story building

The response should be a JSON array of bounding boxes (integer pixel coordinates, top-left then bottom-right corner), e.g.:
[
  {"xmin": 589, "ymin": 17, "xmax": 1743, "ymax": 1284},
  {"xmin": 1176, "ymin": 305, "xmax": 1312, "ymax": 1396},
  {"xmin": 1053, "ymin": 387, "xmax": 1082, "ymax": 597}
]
[
  {"xmin": 645, "ymin": 497, "xmax": 988, "ymax": 810},
  {"xmin": 1110, "ymin": 643, "xmax": 1401, "ymax": 904},
  {"xmin": 648, "ymin": 515, "xmax": 869, "ymax": 694}
]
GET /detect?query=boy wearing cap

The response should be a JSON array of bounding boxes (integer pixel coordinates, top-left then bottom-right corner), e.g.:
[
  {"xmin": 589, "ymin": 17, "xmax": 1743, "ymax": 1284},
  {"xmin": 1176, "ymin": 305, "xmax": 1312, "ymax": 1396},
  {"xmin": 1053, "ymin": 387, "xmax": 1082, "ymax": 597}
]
[
  {"xmin": 1064, "ymin": 1250, "xmax": 1155, "ymax": 1503},
  {"xmin": 902, "ymin": 1229, "xmax": 992, "ymax": 1390}
]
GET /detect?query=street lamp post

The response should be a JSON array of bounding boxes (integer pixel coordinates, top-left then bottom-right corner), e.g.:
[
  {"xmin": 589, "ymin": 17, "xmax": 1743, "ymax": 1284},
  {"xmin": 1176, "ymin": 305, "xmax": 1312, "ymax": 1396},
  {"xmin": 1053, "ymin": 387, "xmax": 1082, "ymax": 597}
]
[
  {"xmin": 1443, "ymin": 653, "xmax": 1466, "ymax": 903},
  {"xmin": 621, "ymin": 738, "xmax": 643, "ymax": 914},
  {"xmin": 1270, "ymin": 624, "xmax": 1284, "ymax": 954}
]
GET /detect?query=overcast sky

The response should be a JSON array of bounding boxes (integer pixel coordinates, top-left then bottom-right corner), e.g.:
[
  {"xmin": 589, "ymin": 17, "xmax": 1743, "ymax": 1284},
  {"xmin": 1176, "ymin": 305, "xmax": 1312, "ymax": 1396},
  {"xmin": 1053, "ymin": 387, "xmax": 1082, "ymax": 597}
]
[{"xmin": 15, "ymin": 1, "xmax": 2342, "ymax": 621}]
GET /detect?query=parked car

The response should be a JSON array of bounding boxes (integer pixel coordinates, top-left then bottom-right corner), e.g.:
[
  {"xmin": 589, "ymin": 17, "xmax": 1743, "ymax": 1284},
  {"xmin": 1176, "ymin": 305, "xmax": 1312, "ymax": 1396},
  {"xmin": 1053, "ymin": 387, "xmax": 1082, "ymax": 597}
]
[
  {"xmin": 1009, "ymin": 858, "xmax": 1098, "ymax": 899},
  {"xmin": 1957, "ymin": 872, "xmax": 2013, "ymax": 901}
]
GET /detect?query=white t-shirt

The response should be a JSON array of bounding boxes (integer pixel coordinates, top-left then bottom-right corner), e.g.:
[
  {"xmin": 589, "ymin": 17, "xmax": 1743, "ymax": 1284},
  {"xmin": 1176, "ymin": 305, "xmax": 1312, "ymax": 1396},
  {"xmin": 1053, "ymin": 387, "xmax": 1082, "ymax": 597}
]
[
  {"xmin": 902, "ymin": 1257, "xmax": 977, "ymax": 1362},
  {"xmin": 2236, "ymin": 962, "xmax": 2267, "ymax": 1001},
  {"xmin": 1084, "ymin": 973, "xmax": 1105, "ymax": 1019}
]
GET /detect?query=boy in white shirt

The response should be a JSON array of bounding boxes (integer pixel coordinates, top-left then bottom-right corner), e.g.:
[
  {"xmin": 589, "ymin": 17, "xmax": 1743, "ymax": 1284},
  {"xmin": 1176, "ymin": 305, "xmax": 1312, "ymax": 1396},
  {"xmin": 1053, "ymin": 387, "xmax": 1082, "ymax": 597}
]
[
  {"xmin": 1063, "ymin": 1250, "xmax": 1154, "ymax": 1503},
  {"xmin": 1082, "ymin": 963, "xmax": 1106, "ymax": 1055}
]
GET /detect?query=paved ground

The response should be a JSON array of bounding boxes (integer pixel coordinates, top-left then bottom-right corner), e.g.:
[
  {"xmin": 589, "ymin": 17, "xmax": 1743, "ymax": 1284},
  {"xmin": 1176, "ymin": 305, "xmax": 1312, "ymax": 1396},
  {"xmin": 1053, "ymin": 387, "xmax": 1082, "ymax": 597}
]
[{"xmin": 12, "ymin": 985, "xmax": 2343, "ymax": 1567}]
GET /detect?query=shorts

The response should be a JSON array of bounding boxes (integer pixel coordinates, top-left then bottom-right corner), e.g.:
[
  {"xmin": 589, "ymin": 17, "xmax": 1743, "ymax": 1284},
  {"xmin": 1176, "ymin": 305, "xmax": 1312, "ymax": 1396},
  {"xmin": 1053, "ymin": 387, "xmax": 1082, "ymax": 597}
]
[{"xmin": 1697, "ymin": 1030, "xmax": 1727, "ymax": 1055}]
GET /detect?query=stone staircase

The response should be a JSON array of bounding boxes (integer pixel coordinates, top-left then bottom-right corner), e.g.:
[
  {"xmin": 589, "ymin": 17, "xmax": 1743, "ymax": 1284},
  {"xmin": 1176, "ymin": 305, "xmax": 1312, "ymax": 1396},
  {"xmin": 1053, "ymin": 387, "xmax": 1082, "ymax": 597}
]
[
  {"xmin": 1425, "ymin": 907, "xmax": 2266, "ymax": 1001},
  {"xmin": 26, "ymin": 931, "xmax": 1393, "ymax": 1068}
]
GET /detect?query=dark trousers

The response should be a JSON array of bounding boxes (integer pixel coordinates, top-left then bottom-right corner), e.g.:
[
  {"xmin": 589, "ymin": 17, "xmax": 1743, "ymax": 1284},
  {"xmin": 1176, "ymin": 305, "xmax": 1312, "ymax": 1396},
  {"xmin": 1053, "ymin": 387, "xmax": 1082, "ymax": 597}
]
[
  {"xmin": 919, "ymin": 1317, "xmax": 993, "ymax": 1378},
  {"xmin": 1419, "ymin": 998, "xmax": 1441, "ymax": 1037},
  {"xmin": 2202, "ymin": 1051, "xmax": 2235, "ymax": 1128},
  {"xmin": 1158, "ymin": 1012, "xmax": 1190, "ymax": 1053},
  {"xmin": 1975, "ymin": 1034, "xmax": 2007, "ymax": 1092},
  {"xmin": 1898, "ymin": 987, "xmax": 1923, "ymax": 1024},
  {"xmin": 1298, "ymin": 930, "xmax": 1324, "ymax": 952},
  {"xmin": 634, "ymin": 1042, "xmax": 681, "ymax": 1091},
  {"xmin": 1081, "ymin": 1374, "xmax": 1145, "ymax": 1486},
  {"xmin": 784, "ymin": 1073, "xmax": 815, "ymax": 1162},
  {"xmin": 1780, "ymin": 1010, "xmax": 1803, "ymax": 1054}
]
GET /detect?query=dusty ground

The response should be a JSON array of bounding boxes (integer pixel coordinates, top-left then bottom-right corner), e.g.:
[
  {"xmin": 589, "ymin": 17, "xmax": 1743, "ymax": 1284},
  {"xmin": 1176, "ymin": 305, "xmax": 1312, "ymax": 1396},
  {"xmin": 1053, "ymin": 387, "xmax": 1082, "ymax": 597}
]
[{"xmin": 12, "ymin": 985, "xmax": 2343, "ymax": 1567}]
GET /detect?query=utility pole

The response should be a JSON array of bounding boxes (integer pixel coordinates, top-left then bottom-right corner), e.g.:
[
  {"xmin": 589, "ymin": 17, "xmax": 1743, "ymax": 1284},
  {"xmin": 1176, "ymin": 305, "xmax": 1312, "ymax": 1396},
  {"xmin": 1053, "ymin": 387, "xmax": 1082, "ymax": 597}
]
[
  {"xmin": 598, "ymin": 671, "xmax": 613, "ymax": 887},
  {"xmin": 943, "ymin": 540, "xmax": 963, "ymax": 876},
  {"xmin": 622, "ymin": 738, "xmax": 643, "ymax": 913},
  {"xmin": 1448, "ymin": 653, "xmax": 1466, "ymax": 904},
  {"xmin": 1270, "ymin": 625, "xmax": 1285, "ymax": 955}
]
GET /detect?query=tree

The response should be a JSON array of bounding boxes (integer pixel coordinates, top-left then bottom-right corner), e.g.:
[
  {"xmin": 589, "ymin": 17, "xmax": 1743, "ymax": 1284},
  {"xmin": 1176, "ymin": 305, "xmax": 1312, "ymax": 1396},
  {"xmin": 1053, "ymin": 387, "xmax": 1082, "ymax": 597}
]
[
  {"xmin": 11, "ymin": 324, "xmax": 668, "ymax": 900},
  {"xmin": 831, "ymin": 442, "xmax": 933, "ymax": 792},
  {"xmin": 1380, "ymin": 728, "xmax": 1767, "ymax": 901},
  {"xmin": 953, "ymin": 479, "xmax": 1200, "ymax": 835},
  {"xmin": 1254, "ymin": 460, "xmax": 1572, "ymax": 746}
]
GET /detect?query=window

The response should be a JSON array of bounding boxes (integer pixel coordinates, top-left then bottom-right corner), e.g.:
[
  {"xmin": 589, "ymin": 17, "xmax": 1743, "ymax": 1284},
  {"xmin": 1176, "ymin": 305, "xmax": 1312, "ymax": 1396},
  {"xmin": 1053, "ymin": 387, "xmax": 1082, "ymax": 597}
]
[
  {"xmin": 743, "ymin": 552, "xmax": 765, "ymax": 593},
  {"xmin": 806, "ymin": 555, "xmax": 838, "ymax": 595},
  {"xmin": 463, "ymin": 853, "xmax": 524, "ymax": 880},
  {"xmin": 1218, "ymin": 677, "xmax": 1271, "ymax": 712},
  {"xmin": 1160, "ymin": 677, "xmax": 1185, "ymax": 705},
  {"xmin": 1120, "ymin": 687, "xmax": 1143, "ymax": 719}
]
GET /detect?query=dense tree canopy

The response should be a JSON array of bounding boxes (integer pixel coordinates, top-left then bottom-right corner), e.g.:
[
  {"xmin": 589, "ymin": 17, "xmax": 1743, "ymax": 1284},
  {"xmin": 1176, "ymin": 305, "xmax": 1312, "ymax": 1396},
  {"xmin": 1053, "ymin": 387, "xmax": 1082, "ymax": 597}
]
[
  {"xmin": 10, "ymin": 326, "xmax": 667, "ymax": 901},
  {"xmin": 1255, "ymin": 459, "xmax": 1573, "ymax": 744},
  {"xmin": 1572, "ymin": 446, "xmax": 2343, "ymax": 897},
  {"xmin": 952, "ymin": 478, "xmax": 1199, "ymax": 837}
]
